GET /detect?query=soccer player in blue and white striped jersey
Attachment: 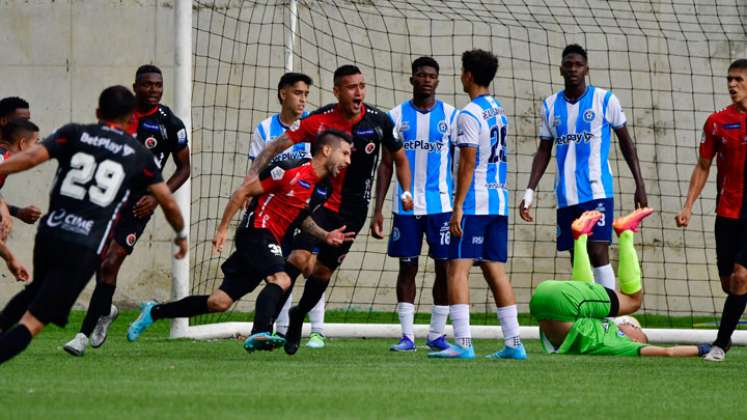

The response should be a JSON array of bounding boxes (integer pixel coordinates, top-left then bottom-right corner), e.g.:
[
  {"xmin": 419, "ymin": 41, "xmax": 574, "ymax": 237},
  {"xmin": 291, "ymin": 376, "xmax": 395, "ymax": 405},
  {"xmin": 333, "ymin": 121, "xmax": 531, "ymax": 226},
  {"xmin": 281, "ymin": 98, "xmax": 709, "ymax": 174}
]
[
  {"xmin": 248, "ymin": 72, "xmax": 327, "ymax": 349},
  {"xmin": 429, "ymin": 50, "xmax": 526, "ymax": 360},
  {"xmin": 519, "ymin": 44, "xmax": 647, "ymax": 291},
  {"xmin": 371, "ymin": 57, "xmax": 457, "ymax": 352}
]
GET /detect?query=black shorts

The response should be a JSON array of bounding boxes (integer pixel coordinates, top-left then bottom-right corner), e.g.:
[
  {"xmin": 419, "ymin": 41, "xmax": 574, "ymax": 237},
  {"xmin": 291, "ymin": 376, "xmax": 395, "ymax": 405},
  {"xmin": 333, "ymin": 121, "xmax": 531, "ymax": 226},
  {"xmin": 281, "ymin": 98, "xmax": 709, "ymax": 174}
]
[
  {"xmin": 714, "ymin": 216, "xmax": 747, "ymax": 277},
  {"xmin": 218, "ymin": 228, "xmax": 286, "ymax": 301},
  {"xmin": 27, "ymin": 233, "xmax": 101, "ymax": 327},
  {"xmin": 291, "ymin": 206, "xmax": 366, "ymax": 271},
  {"xmin": 113, "ymin": 198, "xmax": 152, "ymax": 254}
]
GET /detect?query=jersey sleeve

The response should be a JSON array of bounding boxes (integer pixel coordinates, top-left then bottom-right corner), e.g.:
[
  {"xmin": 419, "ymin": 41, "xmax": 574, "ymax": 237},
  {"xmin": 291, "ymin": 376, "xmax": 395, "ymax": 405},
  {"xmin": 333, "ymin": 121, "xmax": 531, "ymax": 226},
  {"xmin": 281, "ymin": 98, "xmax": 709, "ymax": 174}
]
[
  {"xmin": 41, "ymin": 124, "xmax": 77, "ymax": 159},
  {"xmin": 699, "ymin": 114, "xmax": 720, "ymax": 160},
  {"xmin": 604, "ymin": 93, "xmax": 627, "ymax": 129},
  {"xmin": 286, "ymin": 115, "xmax": 316, "ymax": 144},
  {"xmin": 382, "ymin": 113, "xmax": 403, "ymax": 152},
  {"xmin": 539, "ymin": 100, "xmax": 554, "ymax": 141},
  {"xmin": 455, "ymin": 111, "xmax": 481, "ymax": 148},
  {"xmin": 166, "ymin": 112, "xmax": 189, "ymax": 153}
]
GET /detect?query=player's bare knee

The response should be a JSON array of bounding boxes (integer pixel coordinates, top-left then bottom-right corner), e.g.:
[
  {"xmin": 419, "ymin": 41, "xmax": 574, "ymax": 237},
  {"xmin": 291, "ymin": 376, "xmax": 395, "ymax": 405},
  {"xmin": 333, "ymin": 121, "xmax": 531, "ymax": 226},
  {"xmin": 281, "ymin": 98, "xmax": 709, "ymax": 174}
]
[
  {"xmin": 288, "ymin": 251, "xmax": 313, "ymax": 278},
  {"xmin": 207, "ymin": 292, "xmax": 233, "ymax": 312},
  {"xmin": 268, "ymin": 273, "xmax": 292, "ymax": 290}
]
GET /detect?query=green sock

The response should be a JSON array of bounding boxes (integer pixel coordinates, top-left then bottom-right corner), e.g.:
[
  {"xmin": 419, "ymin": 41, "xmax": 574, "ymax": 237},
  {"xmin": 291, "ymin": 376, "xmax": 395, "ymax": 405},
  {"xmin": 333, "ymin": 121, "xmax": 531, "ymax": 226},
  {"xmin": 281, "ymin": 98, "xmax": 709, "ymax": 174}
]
[
  {"xmin": 617, "ymin": 230, "xmax": 641, "ymax": 294},
  {"xmin": 572, "ymin": 234, "xmax": 594, "ymax": 283}
]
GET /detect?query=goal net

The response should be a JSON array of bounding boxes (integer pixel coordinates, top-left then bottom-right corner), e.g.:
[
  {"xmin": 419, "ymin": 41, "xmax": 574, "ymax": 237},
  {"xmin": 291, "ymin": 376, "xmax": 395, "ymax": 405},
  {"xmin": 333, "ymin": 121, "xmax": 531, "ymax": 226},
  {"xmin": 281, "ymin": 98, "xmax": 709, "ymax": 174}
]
[{"xmin": 182, "ymin": 0, "xmax": 747, "ymax": 341}]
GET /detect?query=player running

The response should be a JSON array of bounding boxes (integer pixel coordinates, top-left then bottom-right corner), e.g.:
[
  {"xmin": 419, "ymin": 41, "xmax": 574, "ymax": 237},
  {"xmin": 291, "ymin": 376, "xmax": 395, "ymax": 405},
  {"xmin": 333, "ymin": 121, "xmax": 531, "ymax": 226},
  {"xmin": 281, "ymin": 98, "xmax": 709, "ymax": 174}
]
[
  {"xmin": 676, "ymin": 58, "xmax": 747, "ymax": 362},
  {"xmin": 126, "ymin": 129, "xmax": 353, "ymax": 352},
  {"xmin": 371, "ymin": 56, "xmax": 456, "ymax": 352},
  {"xmin": 248, "ymin": 64, "xmax": 414, "ymax": 355},
  {"xmin": 429, "ymin": 50, "xmax": 525, "ymax": 360},
  {"xmin": 63, "ymin": 65, "xmax": 191, "ymax": 356},
  {"xmin": 248, "ymin": 72, "xmax": 327, "ymax": 347},
  {"xmin": 0, "ymin": 86, "xmax": 187, "ymax": 365},
  {"xmin": 519, "ymin": 44, "xmax": 647, "ymax": 291},
  {"xmin": 532, "ymin": 209, "xmax": 711, "ymax": 357}
]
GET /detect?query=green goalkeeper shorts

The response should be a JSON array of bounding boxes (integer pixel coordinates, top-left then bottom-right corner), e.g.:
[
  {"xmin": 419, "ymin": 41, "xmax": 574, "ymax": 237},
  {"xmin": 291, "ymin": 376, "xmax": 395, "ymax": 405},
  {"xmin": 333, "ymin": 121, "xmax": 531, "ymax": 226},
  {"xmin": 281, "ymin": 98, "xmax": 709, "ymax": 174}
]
[{"xmin": 529, "ymin": 280, "xmax": 616, "ymax": 322}]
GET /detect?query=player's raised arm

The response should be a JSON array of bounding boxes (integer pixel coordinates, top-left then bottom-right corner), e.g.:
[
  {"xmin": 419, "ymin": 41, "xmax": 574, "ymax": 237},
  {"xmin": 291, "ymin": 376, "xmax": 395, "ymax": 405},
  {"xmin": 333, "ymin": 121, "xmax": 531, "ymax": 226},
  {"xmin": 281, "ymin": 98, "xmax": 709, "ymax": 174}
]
[
  {"xmin": 371, "ymin": 147, "xmax": 394, "ymax": 239},
  {"xmin": 212, "ymin": 176, "xmax": 265, "ymax": 253},
  {"xmin": 615, "ymin": 125, "xmax": 648, "ymax": 208},
  {"xmin": 247, "ymin": 133, "xmax": 294, "ymax": 180},
  {"xmin": 147, "ymin": 181, "xmax": 187, "ymax": 259}
]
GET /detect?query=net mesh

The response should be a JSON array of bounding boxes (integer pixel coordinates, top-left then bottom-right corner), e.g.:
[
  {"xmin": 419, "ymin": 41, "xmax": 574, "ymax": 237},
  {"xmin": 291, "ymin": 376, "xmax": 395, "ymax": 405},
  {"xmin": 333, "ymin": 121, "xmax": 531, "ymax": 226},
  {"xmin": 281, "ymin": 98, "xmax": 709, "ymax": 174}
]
[{"xmin": 189, "ymin": 0, "xmax": 747, "ymax": 327}]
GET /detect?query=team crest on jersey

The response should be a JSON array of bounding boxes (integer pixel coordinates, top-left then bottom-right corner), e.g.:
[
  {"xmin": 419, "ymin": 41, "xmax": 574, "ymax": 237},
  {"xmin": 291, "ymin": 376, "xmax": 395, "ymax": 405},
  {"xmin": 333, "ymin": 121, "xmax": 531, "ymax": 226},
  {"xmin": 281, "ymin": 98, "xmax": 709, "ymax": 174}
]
[
  {"xmin": 126, "ymin": 233, "xmax": 137, "ymax": 247},
  {"xmin": 144, "ymin": 136, "xmax": 158, "ymax": 149},
  {"xmin": 583, "ymin": 110, "xmax": 595, "ymax": 122},
  {"xmin": 270, "ymin": 166, "xmax": 285, "ymax": 180},
  {"xmin": 438, "ymin": 120, "xmax": 448, "ymax": 134},
  {"xmin": 392, "ymin": 227, "xmax": 400, "ymax": 242},
  {"xmin": 290, "ymin": 120, "xmax": 301, "ymax": 131},
  {"xmin": 365, "ymin": 142, "xmax": 376, "ymax": 154}
]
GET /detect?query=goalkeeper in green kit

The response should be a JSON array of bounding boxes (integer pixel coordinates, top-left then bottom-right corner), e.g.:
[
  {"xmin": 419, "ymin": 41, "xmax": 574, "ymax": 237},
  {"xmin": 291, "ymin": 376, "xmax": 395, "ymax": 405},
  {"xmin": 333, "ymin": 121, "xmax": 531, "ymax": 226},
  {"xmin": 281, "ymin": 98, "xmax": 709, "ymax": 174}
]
[{"xmin": 530, "ymin": 208, "xmax": 711, "ymax": 357}]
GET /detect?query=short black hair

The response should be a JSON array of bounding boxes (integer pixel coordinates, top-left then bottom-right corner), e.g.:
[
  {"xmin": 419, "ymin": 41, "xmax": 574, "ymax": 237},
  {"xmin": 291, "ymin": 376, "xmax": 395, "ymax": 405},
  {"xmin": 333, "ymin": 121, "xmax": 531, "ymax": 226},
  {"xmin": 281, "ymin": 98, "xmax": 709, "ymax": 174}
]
[
  {"xmin": 312, "ymin": 128, "xmax": 352, "ymax": 155},
  {"xmin": 562, "ymin": 44, "xmax": 588, "ymax": 62},
  {"xmin": 412, "ymin": 56, "xmax": 439, "ymax": 75},
  {"xmin": 333, "ymin": 65, "xmax": 362, "ymax": 86},
  {"xmin": 728, "ymin": 59, "xmax": 747, "ymax": 72},
  {"xmin": 0, "ymin": 97, "xmax": 29, "ymax": 118},
  {"xmin": 135, "ymin": 64, "xmax": 163, "ymax": 81},
  {"xmin": 277, "ymin": 72, "xmax": 313, "ymax": 102},
  {"xmin": 98, "ymin": 86, "xmax": 136, "ymax": 121},
  {"xmin": 461, "ymin": 49, "xmax": 498, "ymax": 87},
  {"xmin": 1, "ymin": 118, "xmax": 38, "ymax": 144}
]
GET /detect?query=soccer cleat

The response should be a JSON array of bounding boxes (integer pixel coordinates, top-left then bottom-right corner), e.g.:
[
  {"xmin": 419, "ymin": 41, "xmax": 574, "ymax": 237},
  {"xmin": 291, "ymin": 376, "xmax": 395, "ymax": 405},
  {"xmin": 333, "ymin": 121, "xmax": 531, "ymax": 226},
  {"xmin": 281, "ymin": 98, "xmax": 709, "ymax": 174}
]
[
  {"xmin": 244, "ymin": 332, "xmax": 286, "ymax": 352},
  {"xmin": 571, "ymin": 211, "xmax": 604, "ymax": 240},
  {"xmin": 63, "ymin": 333, "xmax": 89, "ymax": 357},
  {"xmin": 613, "ymin": 207, "xmax": 654, "ymax": 236},
  {"xmin": 425, "ymin": 335, "xmax": 450, "ymax": 351},
  {"xmin": 427, "ymin": 343, "xmax": 475, "ymax": 359},
  {"xmin": 389, "ymin": 336, "xmax": 416, "ymax": 352},
  {"xmin": 485, "ymin": 343, "xmax": 528, "ymax": 360},
  {"xmin": 703, "ymin": 345, "xmax": 726, "ymax": 362},
  {"xmin": 306, "ymin": 332, "xmax": 326, "ymax": 349},
  {"xmin": 127, "ymin": 300, "xmax": 157, "ymax": 342},
  {"xmin": 91, "ymin": 304, "xmax": 119, "ymax": 348},
  {"xmin": 283, "ymin": 306, "xmax": 304, "ymax": 355}
]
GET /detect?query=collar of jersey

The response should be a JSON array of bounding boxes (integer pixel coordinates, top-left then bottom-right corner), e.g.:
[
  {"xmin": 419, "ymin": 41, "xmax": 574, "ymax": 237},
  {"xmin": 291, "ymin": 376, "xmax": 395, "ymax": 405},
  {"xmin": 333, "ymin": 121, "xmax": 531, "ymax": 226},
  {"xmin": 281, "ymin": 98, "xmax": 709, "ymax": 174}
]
[
  {"xmin": 134, "ymin": 104, "xmax": 159, "ymax": 119},
  {"xmin": 334, "ymin": 103, "xmax": 366, "ymax": 125},
  {"xmin": 560, "ymin": 86, "xmax": 591, "ymax": 105},
  {"xmin": 409, "ymin": 99, "xmax": 439, "ymax": 114}
]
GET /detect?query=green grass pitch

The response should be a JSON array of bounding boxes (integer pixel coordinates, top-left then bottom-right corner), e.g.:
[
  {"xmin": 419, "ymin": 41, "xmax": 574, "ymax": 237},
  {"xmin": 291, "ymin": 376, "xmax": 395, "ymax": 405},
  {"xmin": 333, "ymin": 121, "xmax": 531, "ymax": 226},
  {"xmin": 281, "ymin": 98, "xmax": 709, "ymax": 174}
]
[{"xmin": 1, "ymin": 311, "xmax": 745, "ymax": 419}]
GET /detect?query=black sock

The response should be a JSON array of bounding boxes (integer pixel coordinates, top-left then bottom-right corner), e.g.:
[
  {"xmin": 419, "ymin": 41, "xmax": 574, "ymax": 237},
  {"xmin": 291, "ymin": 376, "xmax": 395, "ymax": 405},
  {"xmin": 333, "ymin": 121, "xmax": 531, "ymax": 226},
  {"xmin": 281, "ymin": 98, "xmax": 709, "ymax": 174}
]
[
  {"xmin": 0, "ymin": 288, "xmax": 35, "ymax": 332},
  {"xmin": 0, "ymin": 324, "xmax": 33, "ymax": 365},
  {"xmin": 151, "ymin": 295, "xmax": 210, "ymax": 320},
  {"xmin": 80, "ymin": 282, "xmax": 116, "ymax": 337},
  {"xmin": 714, "ymin": 293, "xmax": 747, "ymax": 349},
  {"xmin": 297, "ymin": 276, "xmax": 328, "ymax": 315},
  {"xmin": 252, "ymin": 283, "xmax": 285, "ymax": 334},
  {"xmin": 272, "ymin": 263, "xmax": 301, "ymax": 322}
]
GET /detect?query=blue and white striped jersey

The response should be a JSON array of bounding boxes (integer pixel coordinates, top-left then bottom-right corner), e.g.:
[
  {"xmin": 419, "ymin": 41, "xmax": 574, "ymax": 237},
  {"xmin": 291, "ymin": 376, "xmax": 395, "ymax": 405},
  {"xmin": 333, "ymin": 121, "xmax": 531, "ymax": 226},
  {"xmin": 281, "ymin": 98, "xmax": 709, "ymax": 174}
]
[
  {"xmin": 388, "ymin": 100, "xmax": 457, "ymax": 215},
  {"xmin": 455, "ymin": 95, "xmax": 509, "ymax": 216},
  {"xmin": 248, "ymin": 112, "xmax": 310, "ymax": 163},
  {"xmin": 539, "ymin": 86, "xmax": 626, "ymax": 208}
]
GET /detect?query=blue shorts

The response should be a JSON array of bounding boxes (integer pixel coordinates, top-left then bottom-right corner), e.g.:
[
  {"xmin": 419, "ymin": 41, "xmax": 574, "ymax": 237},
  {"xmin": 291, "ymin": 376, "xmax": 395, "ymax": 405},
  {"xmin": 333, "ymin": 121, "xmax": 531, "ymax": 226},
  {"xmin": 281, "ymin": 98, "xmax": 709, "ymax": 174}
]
[
  {"xmin": 448, "ymin": 215, "xmax": 508, "ymax": 263},
  {"xmin": 556, "ymin": 198, "xmax": 613, "ymax": 252},
  {"xmin": 388, "ymin": 213, "xmax": 450, "ymax": 260}
]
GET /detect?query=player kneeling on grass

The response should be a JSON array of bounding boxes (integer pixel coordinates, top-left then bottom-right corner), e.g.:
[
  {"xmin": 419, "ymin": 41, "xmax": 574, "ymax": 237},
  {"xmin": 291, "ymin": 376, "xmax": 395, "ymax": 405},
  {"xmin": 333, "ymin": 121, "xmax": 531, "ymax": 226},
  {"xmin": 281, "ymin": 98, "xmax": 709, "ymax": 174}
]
[
  {"xmin": 531, "ymin": 209, "xmax": 711, "ymax": 357},
  {"xmin": 127, "ymin": 129, "xmax": 353, "ymax": 352}
]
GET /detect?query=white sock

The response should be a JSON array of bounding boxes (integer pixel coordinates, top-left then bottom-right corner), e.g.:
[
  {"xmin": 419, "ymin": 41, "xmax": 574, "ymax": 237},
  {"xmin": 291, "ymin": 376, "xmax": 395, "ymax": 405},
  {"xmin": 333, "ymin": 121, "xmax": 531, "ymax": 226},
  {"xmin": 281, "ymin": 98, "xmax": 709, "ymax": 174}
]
[
  {"xmin": 428, "ymin": 305, "xmax": 449, "ymax": 341},
  {"xmin": 309, "ymin": 292, "xmax": 325, "ymax": 334},
  {"xmin": 593, "ymin": 264, "xmax": 616, "ymax": 290},
  {"xmin": 275, "ymin": 292, "xmax": 292, "ymax": 335},
  {"xmin": 497, "ymin": 305, "xmax": 521, "ymax": 348},
  {"xmin": 450, "ymin": 304, "xmax": 472, "ymax": 348},
  {"xmin": 397, "ymin": 302, "xmax": 415, "ymax": 341}
]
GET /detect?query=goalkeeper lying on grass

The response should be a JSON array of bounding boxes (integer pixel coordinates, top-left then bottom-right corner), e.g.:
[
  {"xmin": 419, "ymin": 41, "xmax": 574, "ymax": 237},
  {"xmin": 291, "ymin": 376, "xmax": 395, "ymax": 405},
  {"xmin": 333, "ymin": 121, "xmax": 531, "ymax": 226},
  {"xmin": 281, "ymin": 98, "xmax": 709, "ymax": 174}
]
[{"xmin": 530, "ymin": 208, "xmax": 711, "ymax": 357}]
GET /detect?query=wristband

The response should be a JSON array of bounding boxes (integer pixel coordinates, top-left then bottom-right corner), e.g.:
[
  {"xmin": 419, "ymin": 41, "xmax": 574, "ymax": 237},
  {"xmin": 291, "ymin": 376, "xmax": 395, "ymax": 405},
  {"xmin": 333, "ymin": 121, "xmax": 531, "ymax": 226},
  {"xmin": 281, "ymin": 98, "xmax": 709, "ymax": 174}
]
[
  {"xmin": 175, "ymin": 228, "xmax": 188, "ymax": 241},
  {"xmin": 400, "ymin": 191, "xmax": 412, "ymax": 201},
  {"xmin": 522, "ymin": 188, "xmax": 534, "ymax": 208}
]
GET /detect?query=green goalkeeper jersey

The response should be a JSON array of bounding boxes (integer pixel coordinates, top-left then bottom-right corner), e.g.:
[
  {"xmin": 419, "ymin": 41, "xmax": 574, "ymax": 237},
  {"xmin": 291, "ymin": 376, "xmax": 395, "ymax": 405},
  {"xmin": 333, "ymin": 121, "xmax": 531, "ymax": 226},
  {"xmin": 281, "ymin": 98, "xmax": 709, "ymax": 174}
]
[{"xmin": 540, "ymin": 317, "xmax": 646, "ymax": 357}]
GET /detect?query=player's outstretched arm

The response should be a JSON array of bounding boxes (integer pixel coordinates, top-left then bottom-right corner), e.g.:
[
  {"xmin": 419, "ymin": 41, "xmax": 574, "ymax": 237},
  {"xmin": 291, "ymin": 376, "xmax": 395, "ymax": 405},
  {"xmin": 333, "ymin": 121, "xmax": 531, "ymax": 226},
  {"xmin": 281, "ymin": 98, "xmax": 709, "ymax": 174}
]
[
  {"xmin": 675, "ymin": 157, "xmax": 712, "ymax": 228},
  {"xmin": 212, "ymin": 178, "xmax": 264, "ymax": 253},
  {"xmin": 391, "ymin": 148, "xmax": 413, "ymax": 211},
  {"xmin": 449, "ymin": 146, "xmax": 476, "ymax": 238},
  {"xmin": 148, "ymin": 181, "xmax": 187, "ymax": 259},
  {"xmin": 371, "ymin": 147, "xmax": 394, "ymax": 239},
  {"xmin": 0, "ymin": 144, "xmax": 50, "ymax": 176},
  {"xmin": 519, "ymin": 140, "xmax": 552, "ymax": 222},
  {"xmin": 247, "ymin": 133, "xmax": 294, "ymax": 180},
  {"xmin": 615, "ymin": 126, "xmax": 648, "ymax": 208},
  {"xmin": 639, "ymin": 344, "xmax": 708, "ymax": 357}
]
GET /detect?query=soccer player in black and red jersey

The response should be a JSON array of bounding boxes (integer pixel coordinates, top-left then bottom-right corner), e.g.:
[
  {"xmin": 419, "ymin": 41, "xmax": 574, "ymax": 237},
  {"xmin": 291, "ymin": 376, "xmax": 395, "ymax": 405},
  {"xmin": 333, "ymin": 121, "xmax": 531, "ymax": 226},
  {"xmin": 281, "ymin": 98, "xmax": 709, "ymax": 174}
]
[
  {"xmin": 676, "ymin": 59, "xmax": 747, "ymax": 362},
  {"xmin": 0, "ymin": 86, "xmax": 187, "ymax": 365},
  {"xmin": 126, "ymin": 129, "xmax": 353, "ymax": 352},
  {"xmin": 248, "ymin": 64, "xmax": 414, "ymax": 355},
  {"xmin": 63, "ymin": 65, "xmax": 191, "ymax": 356}
]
